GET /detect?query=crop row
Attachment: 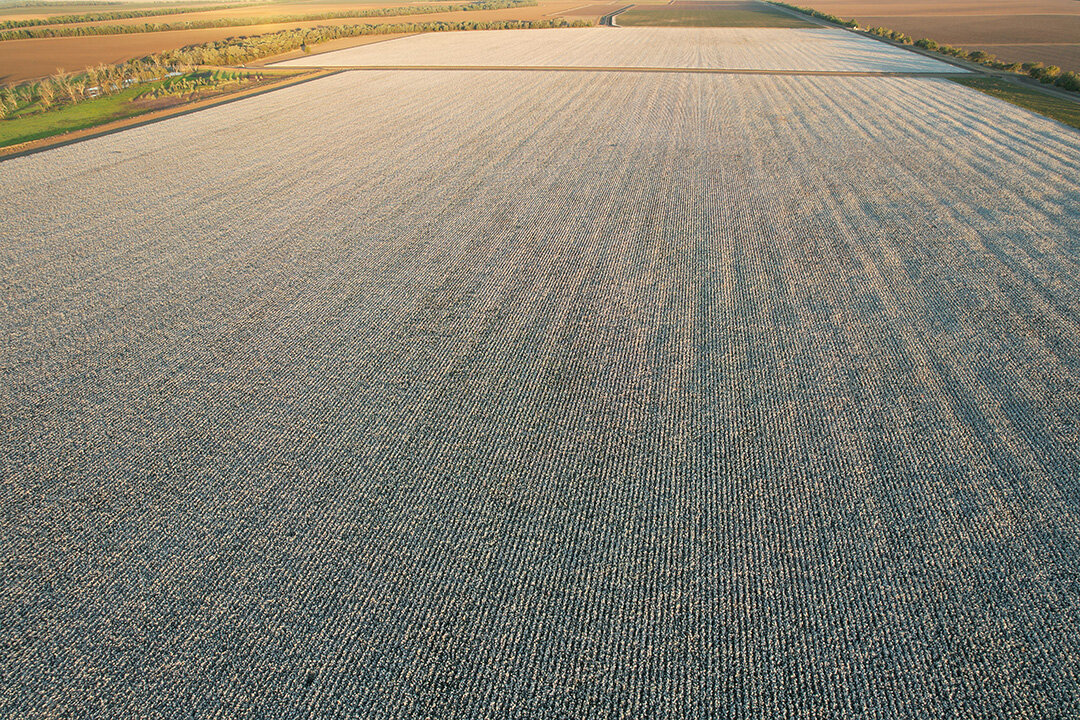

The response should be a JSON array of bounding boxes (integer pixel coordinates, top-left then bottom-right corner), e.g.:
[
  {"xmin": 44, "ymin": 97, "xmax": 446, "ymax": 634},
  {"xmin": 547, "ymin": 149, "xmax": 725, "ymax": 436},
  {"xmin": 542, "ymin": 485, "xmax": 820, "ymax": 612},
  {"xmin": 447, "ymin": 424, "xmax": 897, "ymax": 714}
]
[
  {"xmin": 2, "ymin": 69, "xmax": 1078, "ymax": 717},
  {"xmin": 279, "ymin": 26, "xmax": 958, "ymax": 73}
]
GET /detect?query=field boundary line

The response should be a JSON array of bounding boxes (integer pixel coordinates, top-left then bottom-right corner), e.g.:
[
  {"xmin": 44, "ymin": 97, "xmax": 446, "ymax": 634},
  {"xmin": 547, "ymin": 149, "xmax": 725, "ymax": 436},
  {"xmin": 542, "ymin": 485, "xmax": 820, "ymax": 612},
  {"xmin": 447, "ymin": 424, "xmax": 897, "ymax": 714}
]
[
  {"xmin": 311, "ymin": 64, "xmax": 970, "ymax": 77},
  {"xmin": 599, "ymin": 5, "xmax": 632, "ymax": 27}
]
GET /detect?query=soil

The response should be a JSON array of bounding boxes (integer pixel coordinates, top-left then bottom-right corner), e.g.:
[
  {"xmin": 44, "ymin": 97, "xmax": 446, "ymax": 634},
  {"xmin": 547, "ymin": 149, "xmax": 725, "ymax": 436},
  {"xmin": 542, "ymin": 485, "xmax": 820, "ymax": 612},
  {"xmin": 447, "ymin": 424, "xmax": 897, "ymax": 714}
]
[{"xmin": 810, "ymin": 0, "xmax": 1080, "ymax": 16}]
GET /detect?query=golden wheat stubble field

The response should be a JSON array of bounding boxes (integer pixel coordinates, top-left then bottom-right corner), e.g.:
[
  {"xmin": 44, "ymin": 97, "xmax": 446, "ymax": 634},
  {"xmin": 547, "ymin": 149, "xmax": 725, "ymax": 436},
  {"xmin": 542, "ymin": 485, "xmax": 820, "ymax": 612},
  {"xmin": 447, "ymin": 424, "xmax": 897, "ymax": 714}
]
[
  {"xmin": 810, "ymin": 0, "xmax": 1080, "ymax": 71},
  {"xmin": 0, "ymin": 0, "xmax": 470, "ymax": 29},
  {"xmin": 0, "ymin": 0, "xmax": 442, "ymax": 22},
  {"xmin": 0, "ymin": 0, "xmax": 589, "ymax": 84}
]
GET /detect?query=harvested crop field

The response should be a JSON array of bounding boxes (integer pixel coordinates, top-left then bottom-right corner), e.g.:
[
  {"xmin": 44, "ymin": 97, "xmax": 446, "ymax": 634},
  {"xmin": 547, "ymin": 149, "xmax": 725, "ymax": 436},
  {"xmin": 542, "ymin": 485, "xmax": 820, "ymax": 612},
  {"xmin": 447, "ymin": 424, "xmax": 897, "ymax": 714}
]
[
  {"xmin": 557, "ymin": 2, "xmax": 624, "ymax": 17},
  {"xmin": 614, "ymin": 0, "xmax": 815, "ymax": 28},
  {"xmin": 0, "ymin": 1, "xmax": 221, "ymax": 21},
  {"xmin": 0, "ymin": 0, "xmax": 464, "ymax": 24},
  {"xmin": 14, "ymin": 1, "xmax": 475, "ymax": 28},
  {"xmin": 278, "ymin": 26, "xmax": 963, "ymax": 71},
  {"xmin": 3, "ymin": 53, "xmax": 1080, "ymax": 716}
]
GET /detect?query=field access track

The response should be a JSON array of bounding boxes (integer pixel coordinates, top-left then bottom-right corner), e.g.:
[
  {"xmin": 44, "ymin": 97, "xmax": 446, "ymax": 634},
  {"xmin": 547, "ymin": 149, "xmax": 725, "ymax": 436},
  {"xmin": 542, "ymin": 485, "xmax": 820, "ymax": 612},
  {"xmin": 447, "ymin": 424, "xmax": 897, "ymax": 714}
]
[
  {"xmin": 2, "ymin": 67, "xmax": 1079, "ymax": 717},
  {"xmin": 277, "ymin": 26, "xmax": 965, "ymax": 73}
]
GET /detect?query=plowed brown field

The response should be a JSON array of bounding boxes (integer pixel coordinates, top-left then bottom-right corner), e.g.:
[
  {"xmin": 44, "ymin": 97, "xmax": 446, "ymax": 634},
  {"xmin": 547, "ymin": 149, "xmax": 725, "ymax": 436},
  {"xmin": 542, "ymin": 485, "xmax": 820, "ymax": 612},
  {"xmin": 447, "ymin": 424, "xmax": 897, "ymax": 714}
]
[
  {"xmin": 810, "ymin": 0, "xmax": 1080, "ymax": 71},
  {"xmin": 810, "ymin": 0, "xmax": 1080, "ymax": 16}
]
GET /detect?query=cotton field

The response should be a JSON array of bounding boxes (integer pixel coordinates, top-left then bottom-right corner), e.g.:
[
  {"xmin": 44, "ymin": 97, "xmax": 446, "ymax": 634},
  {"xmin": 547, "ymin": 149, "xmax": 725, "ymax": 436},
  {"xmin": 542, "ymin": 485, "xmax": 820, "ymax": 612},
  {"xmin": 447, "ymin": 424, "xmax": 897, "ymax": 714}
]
[
  {"xmin": 1, "ymin": 27, "xmax": 1078, "ymax": 720},
  {"xmin": 277, "ymin": 26, "xmax": 965, "ymax": 73}
]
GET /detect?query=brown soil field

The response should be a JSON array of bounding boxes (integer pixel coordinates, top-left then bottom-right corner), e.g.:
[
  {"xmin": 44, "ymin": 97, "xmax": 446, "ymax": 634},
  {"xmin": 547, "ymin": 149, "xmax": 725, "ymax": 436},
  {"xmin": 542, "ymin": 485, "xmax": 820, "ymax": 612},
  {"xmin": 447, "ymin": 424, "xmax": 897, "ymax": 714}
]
[
  {"xmin": 0, "ymin": 27, "xmax": 284, "ymax": 85},
  {"xmin": 851, "ymin": 14, "xmax": 1080, "ymax": 71},
  {"xmin": 0, "ymin": 0, "xmax": 585, "ymax": 84},
  {"xmin": 970, "ymin": 44, "xmax": 1080, "ymax": 73},
  {"xmin": 853, "ymin": 14, "xmax": 1080, "ymax": 45},
  {"xmin": 809, "ymin": 1, "xmax": 1080, "ymax": 72},
  {"xmin": 809, "ymin": 0, "xmax": 1080, "ymax": 17}
]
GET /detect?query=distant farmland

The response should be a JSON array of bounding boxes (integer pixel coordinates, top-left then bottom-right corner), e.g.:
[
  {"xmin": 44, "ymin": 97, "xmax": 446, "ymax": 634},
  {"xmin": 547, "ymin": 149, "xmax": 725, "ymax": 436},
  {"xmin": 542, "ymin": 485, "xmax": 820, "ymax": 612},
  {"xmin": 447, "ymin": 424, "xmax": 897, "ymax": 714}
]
[
  {"xmin": 0, "ymin": 0, "xmax": 591, "ymax": 83},
  {"xmin": 278, "ymin": 26, "xmax": 961, "ymax": 71},
  {"xmin": 3, "ymin": 22, "xmax": 1080, "ymax": 720},
  {"xmin": 807, "ymin": 0, "xmax": 1080, "ymax": 71},
  {"xmin": 615, "ymin": 0, "xmax": 814, "ymax": 28}
]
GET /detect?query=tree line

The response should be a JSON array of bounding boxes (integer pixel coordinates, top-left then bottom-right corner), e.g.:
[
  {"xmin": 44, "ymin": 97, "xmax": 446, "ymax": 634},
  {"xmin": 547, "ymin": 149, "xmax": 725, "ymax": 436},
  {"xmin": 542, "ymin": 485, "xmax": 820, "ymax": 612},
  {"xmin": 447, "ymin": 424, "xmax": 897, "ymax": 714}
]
[
  {"xmin": 0, "ymin": 0, "xmax": 539, "ymax": 41},
  {"xmin": 0, "ymin": 17, "xmax": 590, "ymax": 120},
  {"xmin": 0, "ymin": 3, "xmax": 244, "ymax": 31}
]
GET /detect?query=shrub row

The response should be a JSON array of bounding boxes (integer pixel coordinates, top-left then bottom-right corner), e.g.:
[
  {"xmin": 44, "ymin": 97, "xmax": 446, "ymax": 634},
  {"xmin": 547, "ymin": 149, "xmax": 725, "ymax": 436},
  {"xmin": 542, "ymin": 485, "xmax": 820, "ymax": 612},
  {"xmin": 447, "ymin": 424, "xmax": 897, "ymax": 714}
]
[
  {"xmin": 0, "ymin": 0, "xmax": 538, "ymax": 41},
  {"xmin": 145, "ymin": 70, "xmax": 259, "ymax": 100}
]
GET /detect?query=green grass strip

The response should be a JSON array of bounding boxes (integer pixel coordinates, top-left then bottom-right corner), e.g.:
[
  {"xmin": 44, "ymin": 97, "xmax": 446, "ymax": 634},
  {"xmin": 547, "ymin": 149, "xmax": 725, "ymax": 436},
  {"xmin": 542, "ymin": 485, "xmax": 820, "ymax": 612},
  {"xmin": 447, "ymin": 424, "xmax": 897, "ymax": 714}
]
[
  {"xmin": 953, "ymin": 76, "xmax": 1080, "ymax": 130},
  {"xmin": 0, "ymin": 82, "xmax": 149, "ymax": 146}
]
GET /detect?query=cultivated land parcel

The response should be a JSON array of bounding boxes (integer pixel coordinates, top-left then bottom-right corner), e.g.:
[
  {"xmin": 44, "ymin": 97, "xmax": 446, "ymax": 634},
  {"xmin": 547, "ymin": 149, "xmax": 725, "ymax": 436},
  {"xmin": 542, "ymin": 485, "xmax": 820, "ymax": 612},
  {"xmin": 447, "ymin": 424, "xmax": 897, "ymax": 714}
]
[
  {"xmin": 807, "ymin": 0, "xmax": 1080, "ymax": 72},
  {"xmin": 278, "ymin": 26, "xmax": 959, "ymax": 71},
  {"xmin": 3, "ymin": 22, "xmax": 1080, "ymax": 719}
]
